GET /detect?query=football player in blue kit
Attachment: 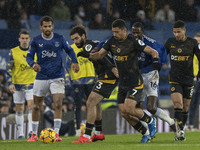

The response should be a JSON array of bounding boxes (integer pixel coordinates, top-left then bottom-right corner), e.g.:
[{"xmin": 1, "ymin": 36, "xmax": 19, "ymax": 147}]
[{"xmin": 26, "ymin": 16, "xmax": 79, "ymax": 142}]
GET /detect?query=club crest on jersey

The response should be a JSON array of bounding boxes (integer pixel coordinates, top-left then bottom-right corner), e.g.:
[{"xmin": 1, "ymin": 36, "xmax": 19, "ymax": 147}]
[
  {"xmin": 171, "ymin": 87, "xmax": 175, "ymax": 91},
  {"xmin": 39, "ymin": 44, "xmax": 43, "ymax": 47},
  {"xmin": 117, "ymin": 48, "xmax": 121, "ymax": 53},
  {"xmin": 85, "ymin": 44, "xmax": 92, "ymax": 52},
  {"xmin": 138, "ymin": 40, "xmax": 145, "ymax": 46},
  {"xmin": 178, "ymin": 48, "xmax": 182, "ymax": 53},
  {"xmin": 55, "ymin": 42, "xmax": 60, "ymax": 47}
]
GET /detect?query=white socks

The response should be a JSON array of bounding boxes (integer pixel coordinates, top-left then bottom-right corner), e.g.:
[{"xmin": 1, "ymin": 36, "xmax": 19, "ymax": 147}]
[
  {"xmin": 32, "ymin": 121, "xmax": 39, "ymax": 135},
  {"xmin": 155, "ymin": 108, "xmax": 174, "ymax": 126},
  {"xmin": 28, "ymin": 110, "xmax": 32, "ymax": 133},
  {"xmin": 54, "ymin": 119, "xmax": 61, "ymax": 134},
  {"xmin": 16, "ymin": 113, "xmax": 24, "ymax": 136}
]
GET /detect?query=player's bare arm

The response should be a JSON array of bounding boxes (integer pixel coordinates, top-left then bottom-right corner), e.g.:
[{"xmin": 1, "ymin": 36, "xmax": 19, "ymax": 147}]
[
  {"xmin": 112, "ymin": 67, "xmax": 119, "ymax": 78},
  {"xmin": 89, "ymin": 48, "xmax": 108, "ymax": 60}
]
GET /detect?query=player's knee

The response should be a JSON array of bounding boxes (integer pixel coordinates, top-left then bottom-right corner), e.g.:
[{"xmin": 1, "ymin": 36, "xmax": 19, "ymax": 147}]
[
  {"xmin": 54, "ymin": 102, "xmax": 62, "ymax": 110},
  {"xmin": 33, "ymin": 103, "xmax": 40, "ymax": 111}
]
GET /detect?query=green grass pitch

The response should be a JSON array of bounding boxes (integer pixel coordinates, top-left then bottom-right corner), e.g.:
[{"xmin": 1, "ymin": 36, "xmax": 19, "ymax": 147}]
[{"xmin": 0, "ymin": 131, "xmax": 200, "ymax": 150}]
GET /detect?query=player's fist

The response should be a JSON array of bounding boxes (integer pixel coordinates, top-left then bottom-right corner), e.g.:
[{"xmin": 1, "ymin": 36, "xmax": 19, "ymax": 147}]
[
  {"xmin": 8, "ymin": 84, "xmax": 16, "ymax": 94},
  {"xmin": 72, "ymin": 63, "xmax": 79, "ymax": 73},
  {"xmin": 77, "ymin": 51, "xmax": 90, "ymax": 58},
  {"xmin": 33, "ymin": 63, "xmax": 41, "ymax": 72},
  {"xmin": 152, "ymin": 58, "xmax": 161, "ymax": 71}
]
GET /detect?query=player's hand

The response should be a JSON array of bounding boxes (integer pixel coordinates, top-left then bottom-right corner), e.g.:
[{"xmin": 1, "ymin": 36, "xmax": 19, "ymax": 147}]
[
  {"xmin": 72, "ymin": 63, "xmax": 79, "ymax": 73},
  {"xmin": 152, "ymin": 58, "xmax": 161, "ymax": 71},
  {"xmin": 8, "ymin": 84, "xmax": 16, "ymax": 94},
  {"xmin": 112, "ymin": 67, "xmax": 119, "ymax": 78},
  {"xmin": 33, "ymin": 63, "xmax": 41, "ymax": 72},
  {"xmin": 77, "ymin": 51, "xmax": 90, "ymax": 58}
]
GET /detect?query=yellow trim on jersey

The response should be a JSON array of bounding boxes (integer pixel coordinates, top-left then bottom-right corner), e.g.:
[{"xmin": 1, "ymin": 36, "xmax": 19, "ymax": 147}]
[
  {"xmin": 188, "ymin": 86, "xmax": 194, "ymax": 89},
  {"xmin": 98, "ymin": 79, "xmax": 117, "ymax": 84},
  {"xmin": 169, "ymin": 82, "xmax": 179, "ymax": 84},
  {"xmin": 11, "ymin": 46, "xmax": 37, "ymax": 84},
  {"xmin": 135, "ymin": 83, "xmax": 144, "ymax": 89},
  {"xmin": 70, "ymin": 43, "xmax": 95, "ymax": 80}
]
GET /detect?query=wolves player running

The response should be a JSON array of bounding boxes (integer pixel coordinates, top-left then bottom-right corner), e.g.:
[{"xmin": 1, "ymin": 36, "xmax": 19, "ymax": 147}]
[
  {"xmin": 27, "ymin": 16, "xmax": 79, "ymax": 142},
  {"xmin": 70, "ymin": 25, "xmax": 118, "ymax": 143},
  {"xmin": 165, "ymin": 20, "xmax": 200, "ymax": 141},
  {"xmin": 132, "ymin": 22, "xmax": 178, "ymax": 137},
  {"xmin": 88, "ymin": 19, "xmax": 158, "ymax": 143},
  {"xmin": 6, "ymin": 30, "xmax": 35, "ymax": 139}
]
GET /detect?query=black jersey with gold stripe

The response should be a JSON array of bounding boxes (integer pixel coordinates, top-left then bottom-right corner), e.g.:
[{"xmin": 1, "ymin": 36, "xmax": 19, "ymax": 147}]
[
  {"xmin": 165, "ymin": 37, "xmax": 200, "ymax": 86},
  {"xmin": 103, "ymin": 35, "xmax": 146, "ymax": 87}
]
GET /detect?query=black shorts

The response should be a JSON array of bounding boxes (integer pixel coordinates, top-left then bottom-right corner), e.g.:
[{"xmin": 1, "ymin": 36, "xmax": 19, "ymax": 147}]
[
  {"xmin": 92, "ymin": 79, "xmax": 118, "ymax": 98},
  {"xmin": 117, "ymin": 84, "xmax": 143, "ymax": 104},
  {"xmin": 170, "ymin": 82, "xmax": 194, "ymax": 99}
]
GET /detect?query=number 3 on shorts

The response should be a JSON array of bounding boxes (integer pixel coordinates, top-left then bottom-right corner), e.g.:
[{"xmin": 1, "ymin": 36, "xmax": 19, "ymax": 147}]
[{"xmin": 96, "ymin": 82, "xmax": 103, "ymax": 89}]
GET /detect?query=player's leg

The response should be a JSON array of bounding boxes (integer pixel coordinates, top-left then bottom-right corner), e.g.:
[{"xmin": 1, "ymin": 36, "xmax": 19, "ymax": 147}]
[
  {"xmin": 118, "ymin": 103, "xmax": 151, "ymax": 143},
  {"xmin": 73, "ymin": 91, "xmax": 103, "ymax": 143},
  {"xmin": 73, "ymin": 84, "xmax": 84, "ymax": 135},
  {"xmin": 50, "ymin": 78, "xmax": 65, "ymax": 141},
  {"xmin": 13, "ymin": 91, "xmax": 25, "ymax": 139},
  {"xmin": 25, "ymin": 89, "xmax": 34, "ymax": 137},
  {"xmin": 28, "ymin": 80, "xmax": 48, "ymax": 142}
]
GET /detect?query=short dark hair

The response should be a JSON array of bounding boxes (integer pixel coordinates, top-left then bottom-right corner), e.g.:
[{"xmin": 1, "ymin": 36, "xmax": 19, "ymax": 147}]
[
  {"xmin": 40, "ymin": 16, "xmax": 54, "ymax": 26},
  {"xmin": 69, "ymin": 25, "xmax": 86, "ymax": 36},
  {"xmin": 132, "ymin": 22, "xmax": 144, "ymax": 32},
  {"xmin": 19, "ymin": 29, "xmax": 30, "ymax": 37},
  {"xmin": 112, "ymin": 19, "xmax": 126, "ymax": 29},
  {"xmin": 173, "ymin": 20, "xmax": 185, "ymax": 28}
]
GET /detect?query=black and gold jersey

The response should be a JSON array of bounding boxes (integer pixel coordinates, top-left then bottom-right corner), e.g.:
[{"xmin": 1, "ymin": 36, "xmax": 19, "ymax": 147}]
[
  {"xmin": 165, "ymin": 37, "xmax": 200, "ymax": 86},
  {"xmin": 83, "ymin": 40, "xmax": 117, "ymax": 80},
  {"xmin": 103, "ymin": 35, "xmax": 146, "ymax": 87}
]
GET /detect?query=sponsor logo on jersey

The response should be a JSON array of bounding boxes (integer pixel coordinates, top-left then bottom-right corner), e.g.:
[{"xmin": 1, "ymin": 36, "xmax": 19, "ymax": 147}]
[
  {"xmin": 20, "ymin": 64, "xmax": 32, "ymax": 71},
  {"xmin": 42, "ymin": 50, "xmax": 57, "ymax": 58},
  {"xmin": 171, "ymin": 55, "xmax": 189, "ymax": 61},
  {"xmin": 114, "ymin": 55, "xmax": 128, "ymax": 61},
  {"xmin": 112, "ymin": 45, "xmax": 116, "ymax": 47},
  {"xmin": 170, "ymin": 45, "xmax": 176, "ymax": 48}
]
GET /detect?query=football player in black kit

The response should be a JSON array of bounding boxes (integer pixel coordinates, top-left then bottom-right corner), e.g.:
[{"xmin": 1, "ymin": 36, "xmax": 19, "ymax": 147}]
[
  {"xmin": 70, "ymin": 25, "xmax": 119, "ymax": 143},
  {"xmin": 165, "ymin": 20, "xmax": 200, "ymax": 141},
  {"xmin": 88, "ymin": 19, "xmax": 159, "ymax": 143}
]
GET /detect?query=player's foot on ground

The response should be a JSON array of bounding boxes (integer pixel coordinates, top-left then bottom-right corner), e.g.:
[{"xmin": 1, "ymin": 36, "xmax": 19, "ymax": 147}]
[
  {"xmin": 18, "ymin": 135, "xmax": 25, "ymax": 139},
  {"xmin": 148, "ymin": 117, "xmax": 157, "ymax": 138},
  {"xmin": 141, "ymin": 134, "xmax": 151, "ymax": 143},
  {"xmin": 73, "ymin": 135, "xmax": 92, "ymax": 143},
  {"xmin": 174, "ymin": 119, "xmax": 181, "ymax": 138},
  {"xmin": 91, "ymin": 132, "xmax": 105, "ymax": 142},
  {"xmin": 28, "ymin": 131, "xmax": 32, "ymax": 138},
  {"xmin": 28, "ymin": 133, "xmax": 38, "ymax": 142},
  {"xmin": 55, "ymin": 133, "xmax": 62, "ymax": 142}
]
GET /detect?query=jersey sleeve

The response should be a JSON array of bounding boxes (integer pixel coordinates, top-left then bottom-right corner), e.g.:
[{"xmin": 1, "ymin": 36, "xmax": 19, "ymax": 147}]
[
  {"xmin": 96, "ymin": 40, "xmax": 106, "ymax": 49},
  {"xmin": 164, "ymin": 39, "xmax": 170, "ymax": 54},
  {"xmin": 102, "ymin": 38, "xmax": 112, "ymax": 51},
  {"xmin": 62, "ymin": 36, "xmax": 78, "ymax": 64},
  {"xmin": 26, "ymin": 40, "xmax": 36, "ymax": 67},
  {"xmin": 6, "ymin": 50, "xmax": 14, "ymax": 86},
  {"xmin": 133, "ymin": 38, "xmax": 146, "ymax": 52}
]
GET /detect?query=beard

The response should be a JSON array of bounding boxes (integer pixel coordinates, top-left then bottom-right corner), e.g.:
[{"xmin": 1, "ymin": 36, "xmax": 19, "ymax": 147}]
[
  {"xmin": 44, "ymin": 30, "xmax": 51, "ymax": 37},
  {"xmin": 76, "ymin": 38, "xmax": 85, "ymax": 48}
]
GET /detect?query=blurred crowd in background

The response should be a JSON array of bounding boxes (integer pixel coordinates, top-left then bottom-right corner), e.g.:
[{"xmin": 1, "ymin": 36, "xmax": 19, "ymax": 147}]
[{"xmin": 0, "ymin": 0, "xmax": 200, "ymax": 30}]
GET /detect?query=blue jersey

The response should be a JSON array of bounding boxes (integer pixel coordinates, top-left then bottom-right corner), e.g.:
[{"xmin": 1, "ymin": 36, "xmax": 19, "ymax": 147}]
[
  {"xmin": 138, "ymin": 35, "xmax": 167, "ymax": 73},
  {"xmin": 27, "ymin": 33, "xmax": 78, "ymax": 80}
]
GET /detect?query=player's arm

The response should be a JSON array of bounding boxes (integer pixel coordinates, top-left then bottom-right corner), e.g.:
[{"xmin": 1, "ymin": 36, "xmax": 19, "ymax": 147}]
[
  {"xmin": 6, "ymin": 50, "xmax": 16, "ymax": 93},
  {"xmin": 63, "ymin": 36, "xmax": 79, "ymax": 73},
  {"xmin": 193, "ymin": 39, "xmax": 200, "ymax": 80}
]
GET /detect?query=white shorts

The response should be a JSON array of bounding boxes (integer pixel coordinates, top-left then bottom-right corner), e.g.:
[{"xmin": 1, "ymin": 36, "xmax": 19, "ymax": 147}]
[
  {"xmin": 13, "ymin": 89, "xmax": 33, "ymax": 104},
  {"xmin": 140, "ymin": 70, "xmax": 159, "ymax": 102},
  {"xmin": 33, "ymin": 78, "xmax": 65, "ymax": 97}
]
